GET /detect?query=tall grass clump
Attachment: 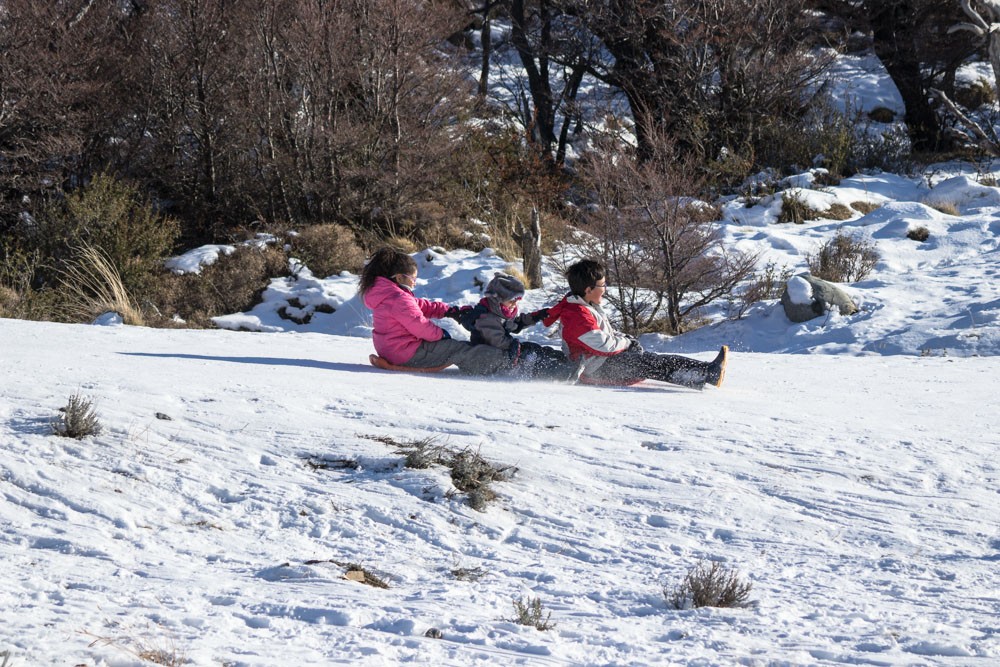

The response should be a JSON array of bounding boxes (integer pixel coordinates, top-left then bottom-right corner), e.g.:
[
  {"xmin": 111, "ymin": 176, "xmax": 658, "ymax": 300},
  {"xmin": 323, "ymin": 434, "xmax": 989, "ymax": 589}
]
[{"xmin": 60, "ymin": 244, "xmax": 144, "ymax": 325}]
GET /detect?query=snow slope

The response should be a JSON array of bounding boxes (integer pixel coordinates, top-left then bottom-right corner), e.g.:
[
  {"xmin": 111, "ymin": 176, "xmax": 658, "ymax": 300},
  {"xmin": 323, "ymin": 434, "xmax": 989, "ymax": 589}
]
[{"xmin": 1, "ymin": 314, "xmax": 998, "ymax": 666}]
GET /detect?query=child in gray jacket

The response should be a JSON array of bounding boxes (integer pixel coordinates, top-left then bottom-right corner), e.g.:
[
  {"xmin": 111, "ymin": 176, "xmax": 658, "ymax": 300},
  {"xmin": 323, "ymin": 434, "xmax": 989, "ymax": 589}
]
[{"xmin": 447, "ymin": 273, "xmax": 579, "ymax": 381}]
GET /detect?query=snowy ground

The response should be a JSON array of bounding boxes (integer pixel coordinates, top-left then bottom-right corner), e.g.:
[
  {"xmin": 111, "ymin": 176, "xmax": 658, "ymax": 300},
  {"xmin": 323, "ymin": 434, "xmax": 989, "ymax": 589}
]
[{"xmin": 2, "ymin": 315, "xmax": 999, "ymax": 666}]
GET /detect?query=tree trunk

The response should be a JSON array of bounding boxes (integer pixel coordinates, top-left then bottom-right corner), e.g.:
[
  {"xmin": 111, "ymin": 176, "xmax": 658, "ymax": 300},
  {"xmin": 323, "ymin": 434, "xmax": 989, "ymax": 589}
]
[
  {"xmin": 514, "ymin": 207, "xmax": 543, "ymax": 288},
  {"xmin": 870, "ymin": 2, "xmax": 949, "ymax": 152},
  {"xmin": 479, "ymin": 16, "xmax": 491, "ymax": 98}
]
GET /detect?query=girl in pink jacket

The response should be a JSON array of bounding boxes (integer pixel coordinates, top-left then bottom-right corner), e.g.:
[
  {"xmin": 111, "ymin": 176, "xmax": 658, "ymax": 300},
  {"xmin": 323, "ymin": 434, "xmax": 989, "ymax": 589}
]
[{"xmin": 359, "ymin": 248, "xmax": 512, "ymax": 374}]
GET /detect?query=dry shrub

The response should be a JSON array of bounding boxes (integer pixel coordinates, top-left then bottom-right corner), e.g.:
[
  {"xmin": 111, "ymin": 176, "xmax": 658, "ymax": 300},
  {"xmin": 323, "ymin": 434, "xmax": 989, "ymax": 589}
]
[
  {"xmin": 579, "ymin": 130, "xmax": 757, "ymax": 335},
  {"xmin": 287, "ymin": 224, "xmax": 366, "ymax": 278},
  {"xmin": 0, "ymin": 246, "xmax": 45, "ymax": 319},
  {"xmin": 449, "ymin": 448, "xmax": 514, "ymax": 493},
  {"xmin": 777, "ymin": 191, "xmax": 822, "ymax": 224},
  {"xmin": 395, "ymin": 436, "xmax": 515, "ymax": 511},
  {"xmin": 0, "ymin": 286, "xmax": 19, "ymax": 317},
  {"xmin": 667, "ymin": 561, "xmax": 752, "ymax": 609},
  {"xmin": 149, "ymin": 244, "xmax": 289, "ymax": 328},
  {"xmin": 40, "ymin": 173, "xmax": 180, "ymax": 299},
  {"xmin": 823, "ymin": 203, "xmax": 854, "ymax": 220},
  {"xmin": 807, "ymin": 231, "xmax": 879, "ymax": 282},
  {"xmin": 399, "ymin": 437, "xmax": 450, "ymax": 469},
  {"xmin": 729, "ymin": 261, "xmax": 793, "ymax": 319},
  {"xmin": 52, "ymin": 392, "xmax": 103, "ymax": 439},
  {"xmin": 953, "ymin": 78, "xmax": 996, "ymax": 110},
  {"xmin": 382, "ymin": 235, "xmax": 420, "ymax": 254},
  {"xmin": 850, "ymin": 201, "xmax": 881, "ymax": 214},
  {"xmin": 509, "ymin": 596, "xmax": 554, "ymax": 630},
  {"xmin": 907, "ymin": 225, "xmax": 931, "ymax": 242},
  {"xmin": 451, "ymin": 565, "xmax": 488, "ymax": 582},
  {"xmin": 398, "ymin": 201, "xmax": 470, "ymax": 248},
  {"xmin": 867, "ymin": 107, "xmax": 896, "ymax": 123}
]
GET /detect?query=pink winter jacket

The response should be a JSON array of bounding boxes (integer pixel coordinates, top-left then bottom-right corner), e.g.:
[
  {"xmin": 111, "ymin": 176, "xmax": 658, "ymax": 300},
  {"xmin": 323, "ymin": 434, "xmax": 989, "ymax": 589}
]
[{"xmin": 362, "ymin": 276, "xmax": 450, "ymax": 364}]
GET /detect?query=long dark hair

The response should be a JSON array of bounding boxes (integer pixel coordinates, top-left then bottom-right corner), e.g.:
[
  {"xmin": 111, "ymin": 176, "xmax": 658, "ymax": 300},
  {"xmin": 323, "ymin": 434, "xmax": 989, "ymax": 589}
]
[{"xmin": 358, "ymin": 247, "xmax": 417, "ymax": 296}]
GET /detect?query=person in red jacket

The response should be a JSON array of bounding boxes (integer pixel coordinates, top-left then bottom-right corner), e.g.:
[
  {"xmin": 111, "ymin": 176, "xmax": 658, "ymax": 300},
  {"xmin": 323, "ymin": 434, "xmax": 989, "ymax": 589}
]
[{"xmin": 542, "ymin": 259, "xmax": 728, "ymax": 389}]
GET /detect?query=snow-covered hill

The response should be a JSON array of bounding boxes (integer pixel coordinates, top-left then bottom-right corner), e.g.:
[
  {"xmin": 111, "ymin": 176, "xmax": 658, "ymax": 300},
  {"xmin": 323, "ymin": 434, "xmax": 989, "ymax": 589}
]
[{"xmin": 1, "ymin": 312, "xmax": 998, "ymax": 665}]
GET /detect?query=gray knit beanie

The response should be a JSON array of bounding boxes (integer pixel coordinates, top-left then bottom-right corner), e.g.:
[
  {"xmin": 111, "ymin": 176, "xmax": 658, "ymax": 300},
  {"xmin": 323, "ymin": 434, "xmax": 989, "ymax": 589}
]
[{"xmin": 484, "ymin": 273, "xmax": 525, "ymax": 301}]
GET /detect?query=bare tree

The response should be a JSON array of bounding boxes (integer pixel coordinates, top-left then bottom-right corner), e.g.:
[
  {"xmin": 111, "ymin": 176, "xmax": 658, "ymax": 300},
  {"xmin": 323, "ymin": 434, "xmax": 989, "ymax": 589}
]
[
  {"xmin": 813, "ymin": 0, "xmax": 977, "ymax": 152},
  {"xmin": 482, "ymin": 0, "xmax": 595, "ymax": 164},
  {"xmin": 232, "ymin": 0, "xmax": 472, "ymax": 238},
  {"xmin": 0, "ymin": 1, "xmax": 133, "ymax": 226},
  {"xmin": 569, "ymin": 0, "xmax": 824, "ymax": 164},
  {"xmin": 579, "ymin": 132, "xmax": 758, "ymax": 335},
  {"xmin": 931, "ymin": 0, "xmax": 1000, "ymax": 155},
  {"xmin": 123, "ymin": 0, "xmax": 252, "ymax": 239}
]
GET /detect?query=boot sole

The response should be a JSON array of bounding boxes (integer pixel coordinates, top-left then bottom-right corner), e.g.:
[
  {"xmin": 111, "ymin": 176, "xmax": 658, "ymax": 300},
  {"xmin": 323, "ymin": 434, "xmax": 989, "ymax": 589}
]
[{"xmin": 708, "ymin": 345, "xmax": 728, "ymax": 388}]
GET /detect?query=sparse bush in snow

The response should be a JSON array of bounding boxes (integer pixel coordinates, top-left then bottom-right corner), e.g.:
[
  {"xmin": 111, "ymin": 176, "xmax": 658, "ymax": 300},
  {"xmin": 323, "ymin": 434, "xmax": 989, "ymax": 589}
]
[
  {"xmin": 509, "ymin": 596, "xmax": 554, "ymax": 630},
  {"xmin": 51, "ymin": 392, "xmax": 103, "ymax": 439},
  {"xmin": 389, "ymin": 436, "xmax": 515, "ymax": 511},
  {"xmin": 667, "ymin": 560, "xmax": 753, "ymax": 610},
  {"xmin": 807, "ymin": 231, "xmax": 879, "ymax": 282}
]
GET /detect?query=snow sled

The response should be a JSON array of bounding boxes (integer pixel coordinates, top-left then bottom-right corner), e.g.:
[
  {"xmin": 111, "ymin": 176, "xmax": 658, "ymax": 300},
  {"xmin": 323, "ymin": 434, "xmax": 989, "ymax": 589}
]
[
  {"xmin": 368, "ymin": 354, "xmax": 451, "ymax": 373},
  {"xmin": 578, "ymin": 375, "xmax": 644, "ymax": 387}
]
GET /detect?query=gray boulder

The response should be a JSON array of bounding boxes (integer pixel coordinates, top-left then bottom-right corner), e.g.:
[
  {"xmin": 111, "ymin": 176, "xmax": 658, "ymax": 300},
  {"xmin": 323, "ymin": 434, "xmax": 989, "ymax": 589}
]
[{"xmin": 780, "ymin": 273, "xmax": 858, "ymax": 323}]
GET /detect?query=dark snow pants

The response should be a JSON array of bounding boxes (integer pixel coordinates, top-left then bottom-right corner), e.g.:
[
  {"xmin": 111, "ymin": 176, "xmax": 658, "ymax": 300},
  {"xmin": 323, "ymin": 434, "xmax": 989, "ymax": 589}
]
[{"xmin": 589, "ymin": 350, "xmax": 711, "ymax": 388}]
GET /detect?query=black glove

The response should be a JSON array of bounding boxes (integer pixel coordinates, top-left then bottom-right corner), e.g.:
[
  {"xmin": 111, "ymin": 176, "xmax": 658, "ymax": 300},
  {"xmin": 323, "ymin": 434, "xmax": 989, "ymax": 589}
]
[
  {"xmin": 443, "ymin": 305, "xmax": 472, "ymax": 321},
  {"xmin": 529, "ymin": 308, "xmax": 550, "ymax": 322}
]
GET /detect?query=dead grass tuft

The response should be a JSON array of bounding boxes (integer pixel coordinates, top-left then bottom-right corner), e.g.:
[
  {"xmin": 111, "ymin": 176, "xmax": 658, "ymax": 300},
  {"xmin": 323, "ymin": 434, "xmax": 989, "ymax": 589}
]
[
  {"xmin": 82, "ymin": 624, "xmax": 186, "ymax": 666},
  {"xmin": 777, "ymin": 191, "xmax": 822, "ymax": 224},
  {"xmin": 60, "ymin": 244, "xmax": 144, "ymax": 325},
  {"xmin": 926, "ymin": 200, "xmax": 960, "ymax": 216},
  {"xmin": 667, "ymin": 560, "xmax": 753, "ymax": 609},
  {"xmin": 850, "ymin": 201, "xmax": 881, "ymax": 215},
  {"xmin": 822, "ymin": 203, "xmax": 854, "ymax": 220}
]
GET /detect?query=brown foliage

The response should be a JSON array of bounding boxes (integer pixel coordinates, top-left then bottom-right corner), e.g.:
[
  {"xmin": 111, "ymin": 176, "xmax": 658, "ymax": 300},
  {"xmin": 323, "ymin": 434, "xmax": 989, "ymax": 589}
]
[
  {"xmin": 578, "ymin": 132, "xmax": 758, "ymax": 335},
  {"xmin": 150, "ymin": 245, "xmax": 289, "ymax": 328},
  {"xmin": 0, "ymin": 1, "xmax": 136, "ymax": 223},
  {"xmin": 806, "ymin": 231, "xmax": 880, "ymax": 282},
  {"xmin": 577, "ymin": 0, "xmax": 826, "ymax": 165},
  {"xmin": 287, "ymin": 225, "xmax": 367, "ymax": 278}
]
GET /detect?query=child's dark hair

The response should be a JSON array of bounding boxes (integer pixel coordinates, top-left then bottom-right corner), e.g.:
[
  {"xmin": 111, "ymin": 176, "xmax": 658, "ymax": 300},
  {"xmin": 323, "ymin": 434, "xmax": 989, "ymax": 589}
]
[
  {"xmin": 359, "ymin": 247, "xmax": 417, "ymax": 295},
  {"xmin": 566, "ymin": 259, "xmax": 605, "ymax": 297}
]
